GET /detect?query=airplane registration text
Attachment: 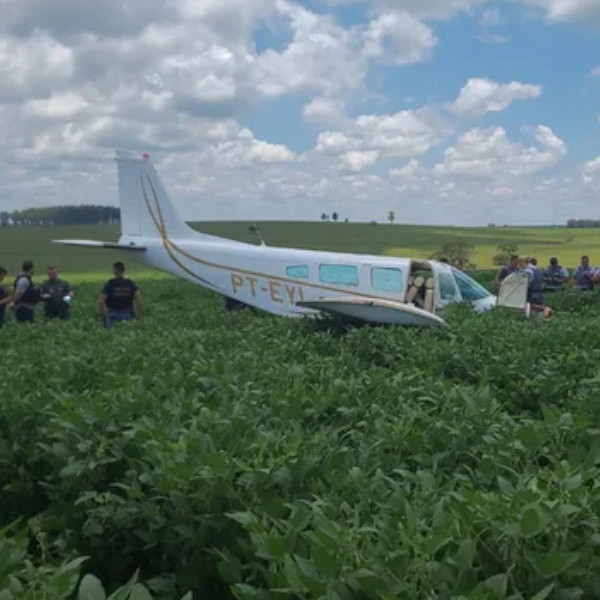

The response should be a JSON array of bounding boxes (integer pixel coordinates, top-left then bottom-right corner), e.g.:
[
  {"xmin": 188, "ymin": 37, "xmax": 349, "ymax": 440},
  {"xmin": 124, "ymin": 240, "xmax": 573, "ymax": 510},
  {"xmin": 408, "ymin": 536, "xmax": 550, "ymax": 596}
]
[{"xmin": 231, "ymin": 273, "xmax": 305, "ymax": 304}]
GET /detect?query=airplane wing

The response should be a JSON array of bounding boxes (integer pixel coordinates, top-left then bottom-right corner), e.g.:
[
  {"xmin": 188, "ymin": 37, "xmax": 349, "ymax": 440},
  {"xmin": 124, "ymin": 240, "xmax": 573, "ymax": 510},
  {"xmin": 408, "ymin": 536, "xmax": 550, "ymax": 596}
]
[
  {"xmin": 296, "ymin": 296, "xmax": 444, "ymax": 327},
  {"xmin": 52, "ymin": 239, "xmax": 147, "ymax": 251}
]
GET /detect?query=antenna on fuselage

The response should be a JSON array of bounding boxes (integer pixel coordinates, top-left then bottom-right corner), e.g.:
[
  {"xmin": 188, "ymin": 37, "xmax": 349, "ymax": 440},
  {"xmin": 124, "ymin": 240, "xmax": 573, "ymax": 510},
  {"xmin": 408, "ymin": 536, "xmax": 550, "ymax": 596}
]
[{"xmin": 250, "ymin": 221, "xmax": 267, "ymax": 246}]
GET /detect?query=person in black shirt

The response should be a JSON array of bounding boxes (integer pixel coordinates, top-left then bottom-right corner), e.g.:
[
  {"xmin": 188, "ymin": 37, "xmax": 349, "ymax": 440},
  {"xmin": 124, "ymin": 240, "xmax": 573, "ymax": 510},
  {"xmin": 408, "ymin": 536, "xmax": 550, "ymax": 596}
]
[
  {"xmin": 0, "ymin": 266, "xmax": 11, "ymax": 328},
  {"xmin": 40, "ymin": 266, "xmax": 74, "ymax": 319},
  {"xmin": 98, "ymin": 262, "xmax": 142, "ymax": 329}
]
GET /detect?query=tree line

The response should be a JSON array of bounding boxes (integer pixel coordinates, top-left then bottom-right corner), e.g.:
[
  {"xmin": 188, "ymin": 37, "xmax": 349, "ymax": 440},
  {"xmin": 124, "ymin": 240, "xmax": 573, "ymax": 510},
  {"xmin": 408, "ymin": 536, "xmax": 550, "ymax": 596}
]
[
  {"xmin": 566, "ymin": 219, "xmax": 600, "ymax": 228},
  {"xmin": 0, "ymin": 205, "xmax": 120, "ymax": 227}
]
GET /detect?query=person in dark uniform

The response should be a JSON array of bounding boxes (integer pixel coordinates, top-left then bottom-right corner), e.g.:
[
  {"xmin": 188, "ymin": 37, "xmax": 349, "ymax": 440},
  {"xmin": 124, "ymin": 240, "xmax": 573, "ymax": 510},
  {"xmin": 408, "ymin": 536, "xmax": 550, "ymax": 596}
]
[
  {"xmin": 40, "ymin": 266, "xmax": 74, "ymax": 319},
  {"xmin": 0, "ymin": 266, "xmax": 11, "ymax": 328},
  {"xmin": 572, "ymin": 255, "xmax": 596, "ymax": 292},
  {"xmin": 12, "ymin": 260, "xmax": 40, "ymax": 323},
  {"xmin": 494, "ymin": 255, "xmax": 519, "ymax": 288},
  {"xmin": 98, "ymin": 262, "xmax": 142, "ymax": 329}
]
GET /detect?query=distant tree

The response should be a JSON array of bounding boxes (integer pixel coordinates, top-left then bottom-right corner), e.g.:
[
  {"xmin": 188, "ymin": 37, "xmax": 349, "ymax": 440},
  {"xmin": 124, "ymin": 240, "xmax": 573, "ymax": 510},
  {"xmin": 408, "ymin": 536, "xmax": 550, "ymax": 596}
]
[
  {"xmin": 7, "ymin": 205, "xmax": 120, "ymax": 226},
  {"xmin": 332, "ymin": 212, "xmax": 338, "ymax": 222},
  {"xmin": 344, "ymin": 218, "xmax": 349, "ymax": 223},
  {"xmin": 0, "ymin": 211, "xmax": 9, "ymax": 227},
  {"xmin": 492, "ymin": 242, "xmax": 519, "ymax": 266},
  {"xmin": 321, "ymin": 212, "xmax": 327, "ymax": 221},
  {"xmin": 388, "ymin": 210, "xmax": 395, "ymax": 224},
  {"xmin": 430, "ymin": 241, "xmax": 474, "ymax": 268}
]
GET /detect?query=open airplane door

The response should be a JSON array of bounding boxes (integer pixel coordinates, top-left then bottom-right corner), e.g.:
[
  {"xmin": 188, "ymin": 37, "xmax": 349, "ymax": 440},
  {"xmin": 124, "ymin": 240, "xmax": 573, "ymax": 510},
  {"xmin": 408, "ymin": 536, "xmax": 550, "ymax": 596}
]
[{"xmin": 496, "ymin": 272, "xmax": 530, "ymax": 315}]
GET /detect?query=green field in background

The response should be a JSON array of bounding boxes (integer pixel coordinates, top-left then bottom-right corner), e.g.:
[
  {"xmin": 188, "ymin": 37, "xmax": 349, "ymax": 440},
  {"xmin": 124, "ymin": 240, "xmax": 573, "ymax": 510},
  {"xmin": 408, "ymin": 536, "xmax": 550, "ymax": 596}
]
[{"xmin": 1, "ymin": 221, "xmax": 598, "ymax": 280}]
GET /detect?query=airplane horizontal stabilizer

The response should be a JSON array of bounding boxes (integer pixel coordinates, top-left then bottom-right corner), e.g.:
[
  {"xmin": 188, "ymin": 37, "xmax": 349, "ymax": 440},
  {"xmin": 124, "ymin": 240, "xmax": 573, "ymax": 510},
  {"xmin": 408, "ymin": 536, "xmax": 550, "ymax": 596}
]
[{"xmin": 52, "ymin": 239, "xmax": 147, "ymax": 251}]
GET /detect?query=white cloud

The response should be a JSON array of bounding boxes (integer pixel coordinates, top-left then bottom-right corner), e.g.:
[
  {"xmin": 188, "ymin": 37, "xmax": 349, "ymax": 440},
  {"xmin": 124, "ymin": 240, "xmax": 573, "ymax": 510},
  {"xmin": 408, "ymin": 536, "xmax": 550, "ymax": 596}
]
[
  {"xmin": 23, "ymin": 92, "xmax": 90, "ymax": 119},
  {"xmin": 0, "ymin": 33, "xmax": 75, "ymax": 101},
  {"xmin": 315, "ymin": 108, "xmax": 447, "ymax": 165},
  {"xmin": 321, "ymin": 0, "xmax": 488, "ymax": 20},
  {"xmin": 337, "ymin": 150, "xmax": 380, "ymax": 171},
  {"xmin": 517, "ymin": 0, "xmax": 600, "ymax": 22},
  {"xmin": 448, "ymin": 77, "xmax": 542, "ymax": 119},
  {"xmin": 582, "ymin": 154, "xmax": 600, "ymax": 184},
  {"xmin": 363, "ymin": 11, "xmax": 437, "ymax": 65},
  {"xmin": 434, "ymin": 125, "xmax": 567, "ymax": 178},
  {"xmin": 253, "ymin": 1, "xmax": 365, "ymax": 98},
  {"xmin": 479, "ymin": 7, "xmax": 502, "ymax": 26},
  {"xmin": 477, "ymin": 33, "xmax": 510, "ymax": 44},
  {"xmin": 302, "ymin": 96, "xmax": 348, "ymax": 125},
  {"xmin": 390, "ymin": 159, "xmax": 422, "ymax": 180}
]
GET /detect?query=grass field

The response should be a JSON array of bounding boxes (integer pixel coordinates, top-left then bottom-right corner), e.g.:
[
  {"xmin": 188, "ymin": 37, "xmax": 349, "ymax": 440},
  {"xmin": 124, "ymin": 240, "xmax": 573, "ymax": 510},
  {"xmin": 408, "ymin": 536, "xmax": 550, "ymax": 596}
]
[
  {"xmin": 1, "ymin": 222, "xmax": 599, "ymax": 279},
  {"xmin": 3, "ymin": 280, "xmax": 600, "ymax": 599}
]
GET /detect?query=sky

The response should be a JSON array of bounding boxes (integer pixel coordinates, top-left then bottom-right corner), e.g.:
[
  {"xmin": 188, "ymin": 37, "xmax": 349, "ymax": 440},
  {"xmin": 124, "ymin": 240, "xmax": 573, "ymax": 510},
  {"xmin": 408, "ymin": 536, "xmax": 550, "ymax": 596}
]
[{"xmin": 0, "ymin": 0, "xmax": 599, "ymax": 226}]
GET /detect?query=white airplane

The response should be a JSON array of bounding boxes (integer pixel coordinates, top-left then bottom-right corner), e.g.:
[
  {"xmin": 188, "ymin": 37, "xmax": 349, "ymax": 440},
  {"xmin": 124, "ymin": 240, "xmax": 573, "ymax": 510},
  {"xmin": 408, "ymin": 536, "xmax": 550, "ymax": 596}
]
[{"xmin": 54, "ymin": 150, "xmax": 500, "ymax": 327}]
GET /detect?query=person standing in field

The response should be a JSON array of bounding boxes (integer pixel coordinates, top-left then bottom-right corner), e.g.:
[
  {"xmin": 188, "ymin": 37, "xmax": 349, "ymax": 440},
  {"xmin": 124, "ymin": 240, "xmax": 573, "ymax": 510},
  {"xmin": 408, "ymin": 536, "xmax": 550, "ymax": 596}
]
[
  {"xmin": 40, "ymin": 266, "xmax": 74, "ymax": 320},
  {"xmin": 98, "ymin": 262, "xmax": 142, "ymax": 329},
  {"xmin": 0, "ymin": 266, "xmax": 11, "ymax": 328},
  {"xmin": 572, "ymin": 255, "xmax": 596, "ymax": 292},
  {"xmin": 494, "ymin": 255, "xmax": 519, "ymax": 288},
  {"xmin": 10, "ymin": 260, "xmax": 41, "ymax": 323},
  {"xmin": 523, "ymin": 257, "xmax": 545, "ymax": 307},
  {"xmin": 543, "ymin": 257, "xmax": 569, "ymax": 292}
]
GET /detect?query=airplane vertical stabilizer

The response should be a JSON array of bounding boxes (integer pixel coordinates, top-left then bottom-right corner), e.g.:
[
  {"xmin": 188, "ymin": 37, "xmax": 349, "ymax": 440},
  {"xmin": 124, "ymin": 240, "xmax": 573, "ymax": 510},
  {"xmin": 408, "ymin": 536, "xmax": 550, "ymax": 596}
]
[{"xmin": 116, "ymin": 150, "xmax": 196, "ymax": 240}]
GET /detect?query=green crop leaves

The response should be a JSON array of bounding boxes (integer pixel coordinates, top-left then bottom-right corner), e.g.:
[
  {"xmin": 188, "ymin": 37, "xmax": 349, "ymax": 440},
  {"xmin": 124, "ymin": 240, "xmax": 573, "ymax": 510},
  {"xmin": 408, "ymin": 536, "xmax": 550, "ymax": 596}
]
[{"xmin": 3, "ymin": 280, "xmax": 600, "ymax": 598}]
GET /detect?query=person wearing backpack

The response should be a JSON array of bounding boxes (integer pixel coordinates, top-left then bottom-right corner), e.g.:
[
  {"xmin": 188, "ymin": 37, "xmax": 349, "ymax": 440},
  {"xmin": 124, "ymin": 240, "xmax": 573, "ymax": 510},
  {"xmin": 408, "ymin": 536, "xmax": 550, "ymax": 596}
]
[{"xmin": 11, "ymin": 260, "xmax": 41, "ymax": 323}]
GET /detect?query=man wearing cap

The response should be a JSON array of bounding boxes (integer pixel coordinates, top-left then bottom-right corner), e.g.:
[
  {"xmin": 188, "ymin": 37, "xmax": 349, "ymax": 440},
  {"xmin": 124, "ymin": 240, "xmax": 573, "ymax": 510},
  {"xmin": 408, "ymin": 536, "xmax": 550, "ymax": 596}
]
[
  {"xmin": 40, "ymin": 266, "xmax": 74, "ymax": 319},
  {"xmin": 98, "ymin": 261, "xmax": 142, "ymax": 329},
  {"xmin": 543, "ymin": 257, "xmax": 569, "ymax": 293}
]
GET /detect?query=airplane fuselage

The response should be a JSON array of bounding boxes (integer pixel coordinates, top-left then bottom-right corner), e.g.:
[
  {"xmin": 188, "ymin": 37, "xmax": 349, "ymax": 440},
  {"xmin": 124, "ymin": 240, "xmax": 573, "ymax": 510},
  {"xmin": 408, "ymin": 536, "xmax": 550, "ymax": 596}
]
[{"xmin": 119, "ymin": 232, "xmax": 497, "ymax": 318}]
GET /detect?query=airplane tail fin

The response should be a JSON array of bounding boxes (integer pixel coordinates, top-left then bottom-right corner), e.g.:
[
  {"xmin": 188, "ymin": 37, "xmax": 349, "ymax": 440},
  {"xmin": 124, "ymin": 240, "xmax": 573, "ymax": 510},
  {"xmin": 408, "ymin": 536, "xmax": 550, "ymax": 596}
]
[{"xmin": 116, "ymin": 150, "xmax": 195, "ymax": 240}]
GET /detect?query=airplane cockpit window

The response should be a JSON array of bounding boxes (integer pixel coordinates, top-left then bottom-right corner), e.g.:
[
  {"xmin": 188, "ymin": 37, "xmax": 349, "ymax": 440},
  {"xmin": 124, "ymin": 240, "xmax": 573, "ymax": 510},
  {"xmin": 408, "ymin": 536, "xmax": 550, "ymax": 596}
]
[
  {"xmin": 439, "ymin": 271, "xmax": 459, "ymax": 301},
  {"xmin": 286, "ymin": 265, "xmax": 309, "ymax": 279},
  {"xmin": 452, "ymin": 268, "xmax": 491, "ymax": 301},
  {"xmin": 319, "ymin": 264, "xmax": 359, "ymax": 286},
  {"xmin": 371, "ymin": 267, "xmax": 403, "ymax": 293}
]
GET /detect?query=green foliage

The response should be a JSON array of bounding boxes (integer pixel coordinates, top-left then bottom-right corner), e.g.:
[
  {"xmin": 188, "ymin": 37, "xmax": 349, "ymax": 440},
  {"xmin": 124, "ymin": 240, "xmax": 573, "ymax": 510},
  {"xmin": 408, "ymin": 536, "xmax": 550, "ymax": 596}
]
[
  {"xmin": 493, "ymin": 242, "xmax": 520, "ymax": 266},
  {"xmin": 3, "ymin": 279, "xmax": 600, "ymax": 599},
  {"xmin": 430, "ymin": 240, "xmax": 475, "ymax": 266}
]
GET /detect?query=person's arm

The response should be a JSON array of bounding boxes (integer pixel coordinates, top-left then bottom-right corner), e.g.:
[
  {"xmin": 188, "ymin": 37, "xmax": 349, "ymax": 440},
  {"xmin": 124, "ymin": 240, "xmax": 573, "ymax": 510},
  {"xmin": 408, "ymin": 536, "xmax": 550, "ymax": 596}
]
[
  {"xmin": 98, "ymin": 293, "xmax": 108, "ymax": 322},
  {"xmin": 0, "ymin": 290, "xmax": 12, "ymax": 306},
  {"xmin": 133, "ymin": 291, "xmax": 142, "ymax": 320},
  {"xmin": 11, "ymin": 278, "xmax": 27, "ymax": 306},
  {"xmin": 65, "ymin": 280, "xmax": 75, "ymax": 298}
]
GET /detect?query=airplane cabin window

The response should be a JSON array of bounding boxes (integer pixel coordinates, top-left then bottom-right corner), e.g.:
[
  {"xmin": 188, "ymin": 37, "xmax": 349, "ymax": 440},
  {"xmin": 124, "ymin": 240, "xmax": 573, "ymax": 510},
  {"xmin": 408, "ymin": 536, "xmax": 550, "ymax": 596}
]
[
  {"xmin": 371, "ymin": 267, "xmax": 403, "ymax": 292},
  {"xmin": 452, "ymin": 269, "xmax": 490, "ymax": 301},
  {"xmin": 319, "ymin": 264, "xmax": 359, "ymax": 286},
  {"xmin": 286, "ymin": 265, "xmax": 309, "ymax": 279},
  {"xmin": 439, "ymin": 271, "xmax": 459, "ymax": 301}
]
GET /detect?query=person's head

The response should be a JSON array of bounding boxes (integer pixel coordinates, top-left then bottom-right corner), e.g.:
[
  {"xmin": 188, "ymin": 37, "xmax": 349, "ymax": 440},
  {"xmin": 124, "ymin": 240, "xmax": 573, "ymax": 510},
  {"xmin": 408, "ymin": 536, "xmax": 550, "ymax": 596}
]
[
  {"xmin": 550, "ymin": 256, "xmax": 558, "ymax": 267},
  {"xmin": 0, "ymin": 266, "xmax": 6, "ymax": 282},
  {"xmin": 509, "ymin": 255, "xmax": 519, "ymax": 268},
  {"xmin": 113, "ymin": 261, "xmax": 125, "ymax": 278},
  {"xmin": 22, "ymin": 260, "xmax": 33, "ymax": 274},
  {"xmin": 581, "ymin": 255, "xmax": 589, "ymax": 268},
  {"xmin": 439, "ymin": 257, "xmax": 449, "ymax": 263},
  {"xmin": 454, "ymin": 259, "xmax": 464, "ymax": 270},
  {"xmin": 47, "ymin": 265, "xmax": 59, "ymax": 280},
  {"xmin": 529, "ymin": 257, "xmax": 537, "ymax": 266},
  {"xmin": 517, "ymin": 257, "xmax": 526, "ymax": 270}
]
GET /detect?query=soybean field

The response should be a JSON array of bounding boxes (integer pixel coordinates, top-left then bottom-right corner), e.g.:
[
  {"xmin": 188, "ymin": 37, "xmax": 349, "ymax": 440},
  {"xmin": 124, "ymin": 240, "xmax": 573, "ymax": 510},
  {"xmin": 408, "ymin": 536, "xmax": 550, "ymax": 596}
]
[{"xmin": 3, "ymin": 278, "xmax": 600, "ymax": 600}]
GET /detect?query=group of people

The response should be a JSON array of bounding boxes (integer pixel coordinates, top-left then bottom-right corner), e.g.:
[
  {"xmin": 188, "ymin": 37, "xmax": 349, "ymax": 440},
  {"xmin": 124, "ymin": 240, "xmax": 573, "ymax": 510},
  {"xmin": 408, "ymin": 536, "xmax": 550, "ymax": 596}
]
[
  {"xmin": 495, "ymin": 254, "xmax": 599, "ymax": 308},
  {"xmin": 0, "ymin": 260, "xmax": 142, "ymax": 329}
]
